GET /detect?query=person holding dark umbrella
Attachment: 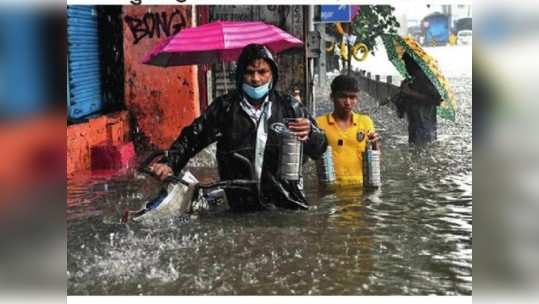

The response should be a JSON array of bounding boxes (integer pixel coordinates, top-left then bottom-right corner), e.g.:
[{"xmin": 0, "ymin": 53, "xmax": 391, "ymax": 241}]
[
  {"xmin": 398, "ymin": 53, "xmax": 443, "ymax": 144},
  {"xmin": 382, "ymin": 34, "xmax": 455, "ymax": 145},
  {"xmin": 149, "ymin": 44, "xmax": 327, "ymax": 212}
]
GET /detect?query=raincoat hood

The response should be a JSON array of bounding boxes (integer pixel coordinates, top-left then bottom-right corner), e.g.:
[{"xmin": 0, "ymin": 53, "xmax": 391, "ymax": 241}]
[{"xmin": 235, "ymin": 44, "xmax": 279, "ymax": 94}]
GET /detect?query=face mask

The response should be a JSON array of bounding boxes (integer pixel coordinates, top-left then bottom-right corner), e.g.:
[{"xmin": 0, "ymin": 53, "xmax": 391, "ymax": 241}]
[{"xmin": 242, "ymin": 81, "xmax": 272, "ymax": 100}]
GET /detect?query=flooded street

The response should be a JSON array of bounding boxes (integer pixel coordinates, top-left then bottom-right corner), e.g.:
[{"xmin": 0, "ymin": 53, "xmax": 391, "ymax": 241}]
[{"xmin": 67, "ymin": 75, "xmax": 472, "ymax": 295}]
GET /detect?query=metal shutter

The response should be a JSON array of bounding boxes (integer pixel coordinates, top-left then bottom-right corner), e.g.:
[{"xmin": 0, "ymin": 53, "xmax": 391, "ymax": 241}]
[
  {"xmin": 0, "ymin": 10, "xmax": 45, "ymax": 117},
  {"xmin": 67, "ymin": 5, "xmax": 103, "ymax": 120}
]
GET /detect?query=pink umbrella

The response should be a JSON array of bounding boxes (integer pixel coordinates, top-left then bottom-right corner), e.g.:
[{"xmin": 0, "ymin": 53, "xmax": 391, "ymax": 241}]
[{"xmin": 142, "ymin": 20, "xmax": 304, "ymax": 67}]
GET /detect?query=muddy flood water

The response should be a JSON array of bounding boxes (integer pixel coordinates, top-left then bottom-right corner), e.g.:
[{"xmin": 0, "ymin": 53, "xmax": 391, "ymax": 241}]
[{"xmin": 67, "ymin": 76, "xmax": 472, "ymax": 295}]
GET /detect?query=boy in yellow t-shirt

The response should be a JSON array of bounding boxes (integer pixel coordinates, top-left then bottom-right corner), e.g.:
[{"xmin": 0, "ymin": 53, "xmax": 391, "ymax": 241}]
[{"xmin": 316, "ymin": 75, "xmax": 380, "ymax": 185}]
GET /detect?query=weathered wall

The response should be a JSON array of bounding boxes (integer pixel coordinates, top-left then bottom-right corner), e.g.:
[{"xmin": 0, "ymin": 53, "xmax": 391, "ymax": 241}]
[
  {"xmin": 67, "ymin": 111, "xmax": 130, "ymax": 176},
  {"xmin": 123, "ymin": 5, "xmax": 200, "ymax": 150}
]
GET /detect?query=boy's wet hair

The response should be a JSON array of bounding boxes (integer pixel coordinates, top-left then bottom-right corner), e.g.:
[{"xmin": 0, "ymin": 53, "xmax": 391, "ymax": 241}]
[{"xmin": 331, "ymin": 75, "xmax": 359, "ymax": 94}]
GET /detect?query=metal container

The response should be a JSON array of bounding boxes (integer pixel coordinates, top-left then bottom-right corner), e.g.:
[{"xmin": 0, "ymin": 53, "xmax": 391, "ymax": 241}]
[
  {"xmin": 363, "ymin": 144, "xmax": 381, "ymax": 188},
  {"xmin": 279, "ymin": 131, "xmax": 302, "ymax": 181},
  {"xmin": 317, "ymin": 145, "xmax": 336, "ymax": 184},
  {"xmin": 271, "ymin": 122, "xmax": 302, "ymax": 181}
]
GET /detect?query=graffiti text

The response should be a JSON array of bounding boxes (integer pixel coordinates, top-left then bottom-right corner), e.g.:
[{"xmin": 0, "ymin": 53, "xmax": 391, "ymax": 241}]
[{"xmin": 124, "ymin": 9, "xmax": 188, "ymax": 44}]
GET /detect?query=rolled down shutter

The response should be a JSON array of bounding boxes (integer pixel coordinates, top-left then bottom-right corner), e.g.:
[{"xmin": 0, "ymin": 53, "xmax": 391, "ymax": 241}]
[
  {"xmin": 67, "ymin": 5, "xmax": 102, "ymax": 120},
  {"xmin": 0, "ymin": 10, "xmax": 45, "ymax": 118}
]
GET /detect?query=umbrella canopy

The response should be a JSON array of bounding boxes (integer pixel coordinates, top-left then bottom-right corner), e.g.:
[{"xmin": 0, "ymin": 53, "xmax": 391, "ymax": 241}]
[
  {"xmin": 382, "ymin": 34, "xmax": 457, "ymax": 121},
  {"xmin": 143, "ymin": 21, "xmax": 304, "ymax": 66}
]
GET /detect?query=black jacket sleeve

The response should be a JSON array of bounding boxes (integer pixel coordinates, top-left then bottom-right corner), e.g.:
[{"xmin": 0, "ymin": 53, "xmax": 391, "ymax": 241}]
[
  {"xmin": 166, "ymin": 97, "xmax": 225, "ymax": 175},
  {"xmin": 304, "ymin": 113, "xmax": 327, "ymax": 161}
]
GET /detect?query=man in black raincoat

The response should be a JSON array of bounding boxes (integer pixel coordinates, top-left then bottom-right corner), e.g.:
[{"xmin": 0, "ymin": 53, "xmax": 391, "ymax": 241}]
[{"xmin": 150, "ymin": 44, "xmax": 327, "ymax": 212}]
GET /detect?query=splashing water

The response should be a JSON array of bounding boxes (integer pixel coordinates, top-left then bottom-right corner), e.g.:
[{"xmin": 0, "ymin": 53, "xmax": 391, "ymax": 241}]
[{"xmin": 68, "ymin": 77, "xmax": 471, "ymax": 295}]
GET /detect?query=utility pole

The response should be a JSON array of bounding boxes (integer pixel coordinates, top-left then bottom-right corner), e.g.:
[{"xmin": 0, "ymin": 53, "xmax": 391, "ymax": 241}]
[
  {"xmin": 318, "ymin": 23, "xmax": 327, "ymax": 87},
  {"xmin": 303, "ymin": 5, "xmax": 316, "ymax": 115},
  {"xmin": 303, "ymin": 6, "xmax": 310, "ymax": 111},
  {"xmin": 309, "ymin": 5, "xmax": 316, "ymax": 115}
]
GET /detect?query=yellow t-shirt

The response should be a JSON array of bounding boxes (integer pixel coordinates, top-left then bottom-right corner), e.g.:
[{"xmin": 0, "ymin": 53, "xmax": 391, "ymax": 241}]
[{"xmin": 316, "ymin": 112, "xmax": 375, "ymax": 185}]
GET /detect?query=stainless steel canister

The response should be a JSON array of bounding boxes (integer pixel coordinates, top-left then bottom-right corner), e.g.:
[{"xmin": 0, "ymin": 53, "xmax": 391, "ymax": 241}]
[
  {"xmin": 363, "ymin": 145, "xmax": 381, "ymax": 188},
  {"xmin": 271, "ymin": 121, "xmax": 302, "ymax": 181},
  {"xmin": 317, "ymin": 145, "xmax": 336, "ymax": 184}
]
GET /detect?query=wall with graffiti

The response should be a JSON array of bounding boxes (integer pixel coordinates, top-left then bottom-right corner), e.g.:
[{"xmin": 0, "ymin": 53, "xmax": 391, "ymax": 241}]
[{"xmin": 123, "ymin": 5, "xmax": 199, "ymax": 150}]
